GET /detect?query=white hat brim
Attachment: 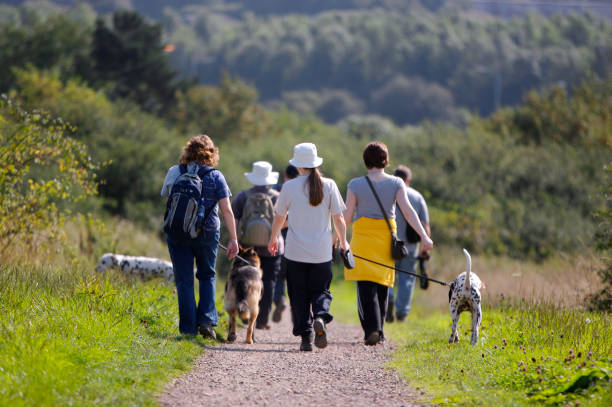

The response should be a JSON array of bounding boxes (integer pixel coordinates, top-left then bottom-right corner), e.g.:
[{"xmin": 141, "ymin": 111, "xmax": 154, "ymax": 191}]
[
  {"xmin": 289, "ymin": 156, "xmax": 323, "ymax": 169},
  {"xmin": 244, "ymin": 172, "xmax": 279, "ymax": 186}
]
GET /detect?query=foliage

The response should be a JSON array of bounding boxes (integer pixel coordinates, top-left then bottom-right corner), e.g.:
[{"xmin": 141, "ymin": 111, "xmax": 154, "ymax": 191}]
[
  {"xmin": 10, "ymin": 70, "xmax": 183, "ymax": 222},
  {"xmin": 587, "ymin": 164, "xmax": 612, "ymax": 312},
  {"xmin": 90, "ymin": 10, "xmax": 180, "ymax": 114},
  {"xmin": 0, "ymin": 95, "xmax": 98, "ymax": 254},
  {"xmin": 166, "ymin": 6, "xmax": 612, "ymax": 124},
  {"xmin": 386, "ymin": 302, "xmax": 612, "ymax": 406},
  {"xmin": 490, "ymin": 79, "xmax": 612, "ymax": 147},
  {"xmin": 0, "ymin": 12, "xmax": 92, "ymax": 92},
  {"xmin": 171, "ymin": 73, "xmax": 270, "ymax": 141}
]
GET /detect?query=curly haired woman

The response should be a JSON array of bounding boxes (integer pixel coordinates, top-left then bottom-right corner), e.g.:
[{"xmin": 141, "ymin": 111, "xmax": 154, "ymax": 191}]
[{"xmin": 161, "ymin": 134, "xmax": 239, "ymax": 338}]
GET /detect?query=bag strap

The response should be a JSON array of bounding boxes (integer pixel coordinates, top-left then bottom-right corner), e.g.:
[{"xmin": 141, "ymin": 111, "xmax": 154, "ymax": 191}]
[
  {"xmin": 197, "ymin": 166, "xmax": 217, "ymax": 179},
  {"xmin": 196, "ymin": 166, "xmax": 219, "ymax": 224},
  {"xmin": 364, "ymin": 176, "xmax": 395, "ymax": 237}
]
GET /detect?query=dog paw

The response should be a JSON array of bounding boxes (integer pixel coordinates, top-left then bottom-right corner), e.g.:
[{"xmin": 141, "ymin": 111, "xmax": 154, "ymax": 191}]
[
  {"xmin": 227, "ymin": 333, "xmax": 237, "ymax": 343},
  {"xmin": 245, "ymin": 338, "xmax": 253, "ymax": 344}
]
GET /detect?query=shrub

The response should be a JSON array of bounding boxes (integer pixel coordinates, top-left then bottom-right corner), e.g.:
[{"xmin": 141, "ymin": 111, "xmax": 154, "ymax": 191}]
[{"xmin": 0, "ymin": 95, "xmax": 98, "ymax": 254}]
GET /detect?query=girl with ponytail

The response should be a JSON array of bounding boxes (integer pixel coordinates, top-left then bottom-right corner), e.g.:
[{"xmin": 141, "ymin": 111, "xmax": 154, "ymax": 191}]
[{"xmin": 267, "ymin": 143, "xmax": 349, "ymax": 352}]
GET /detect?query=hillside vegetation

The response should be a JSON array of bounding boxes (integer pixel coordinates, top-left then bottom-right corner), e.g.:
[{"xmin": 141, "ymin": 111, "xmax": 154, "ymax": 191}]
[{"xmin": 0, "ymin": 5, "xmax": 610, "ymax": 261}]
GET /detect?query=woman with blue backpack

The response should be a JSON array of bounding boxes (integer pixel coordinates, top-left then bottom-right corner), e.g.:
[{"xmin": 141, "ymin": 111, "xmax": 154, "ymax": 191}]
[{"xmin": 161, "ymin": 134, "xmax": 239, "ymax": 339}]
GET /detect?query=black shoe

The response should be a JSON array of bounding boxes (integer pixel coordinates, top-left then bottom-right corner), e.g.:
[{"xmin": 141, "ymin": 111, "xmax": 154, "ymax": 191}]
[
  {"xmin": 396, "ymin": 314, "xmax": 406, "ymax": 322},
  {"xmin": 256, "ymin": 322, "xmax": 271, "ymax": 330},
  {"xmin": 313, "ymin": 318, "xmax": 327, "ymax": 349},
  {"xmin": 272, "ymin": 299, "xmax": 286, "ymax": 323},
  {"xmin": 364, "ymin": 331, "xmax": 380, "ymax": 346},
  {"xmin": 300, "ymin": 334, "xmax": 313, "ymax": 351},
  {"xmin": 385, "ymin": 303, "xmax": 395, "ymax": 323},
  {"xmin": 199, "ymin": 324, "xmax": 217, "ymax": 340}
]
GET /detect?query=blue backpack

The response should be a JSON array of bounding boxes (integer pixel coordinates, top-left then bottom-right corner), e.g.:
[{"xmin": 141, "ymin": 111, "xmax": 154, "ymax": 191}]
[{"xmin": 163, "ymin": 164, "xmax": 216, "ymax": 240}]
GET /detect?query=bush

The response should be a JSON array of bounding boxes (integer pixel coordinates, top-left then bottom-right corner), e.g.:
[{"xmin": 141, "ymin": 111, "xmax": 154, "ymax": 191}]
[{"xmin": 0, "ymin": 95, "xmax": 98, "ymax": 254}]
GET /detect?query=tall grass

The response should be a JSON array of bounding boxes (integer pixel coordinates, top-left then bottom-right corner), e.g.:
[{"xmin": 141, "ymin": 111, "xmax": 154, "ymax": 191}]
[
  {"xmin": 0, "ymin": 215, "xmax": 229, "ymax": 406},
  {"xmin": 0, "ymin": 262, "xmax": 212, "ymax": 406}
]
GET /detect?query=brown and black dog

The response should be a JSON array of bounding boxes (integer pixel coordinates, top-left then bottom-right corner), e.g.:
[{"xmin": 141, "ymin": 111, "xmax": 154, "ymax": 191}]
[{"xmin": 224, "ymin": 247, "xmax": 263, "ymax": 344}]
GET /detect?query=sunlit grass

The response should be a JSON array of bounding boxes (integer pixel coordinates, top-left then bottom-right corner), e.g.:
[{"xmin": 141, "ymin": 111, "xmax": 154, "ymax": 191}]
[
  {"xmin": 329, "ymin": 252, "xmax": 610, "ymax": 406},
  {"xmin": 386, "ymin": 303, "xmax": 611, "ymax": 406},
  {"xmin": 0, "ymin": 263, "xmax": 218, "ymax": 406}
]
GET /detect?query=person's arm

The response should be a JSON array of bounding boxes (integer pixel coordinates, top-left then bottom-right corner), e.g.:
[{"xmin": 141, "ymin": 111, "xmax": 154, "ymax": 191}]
[
  {"xmin": 343, "ymin": 189, "xmax": 356, "ymax": 227},
  {"xmin": 332, "ymin": 213, "xmax": 349, "ymax": 252},
  {"xmin": 396, "ymin": 189, "xmax": 433, "ymax": 251},
  {"xmin": 267, "ymin": 214, "xmax": 287, "ymax": 255},
  {"xmin": 218, "ymin": 197, "xmax": 239, "ymax": 259}
]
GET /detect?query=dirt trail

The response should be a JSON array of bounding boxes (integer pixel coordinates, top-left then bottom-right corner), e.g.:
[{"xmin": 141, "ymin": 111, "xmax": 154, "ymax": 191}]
[{"xmin": 159, "ymin": 308, "xmax": 423, "ymax": 407}]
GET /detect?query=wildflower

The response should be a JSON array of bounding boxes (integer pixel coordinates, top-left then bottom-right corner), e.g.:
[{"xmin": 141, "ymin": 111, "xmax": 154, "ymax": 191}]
[
  {"xmin": 585, "ymin": 318, "xmax": 591, "ymax": 324},
  {"xmin": 531, "ymin": 357, "xmax": 536, "ymax": 363}
]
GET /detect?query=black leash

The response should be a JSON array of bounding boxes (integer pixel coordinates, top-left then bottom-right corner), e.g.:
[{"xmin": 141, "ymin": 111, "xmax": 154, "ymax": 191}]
[
  {"xmin": 218, "ymin": 243, "xmax": 251, "ymax": 265},
  {"xmin": 352, "ymin": 253, "xmax": 451, "ymax": 287}
]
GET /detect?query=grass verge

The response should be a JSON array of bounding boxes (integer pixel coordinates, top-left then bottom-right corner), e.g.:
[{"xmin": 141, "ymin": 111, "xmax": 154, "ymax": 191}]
[
  {"xmin": 0, "ymin": 263, "xmax": 222, "ymax": 407},
  {"xmin": 386, "ymin": 302, "xmax": 611, "ymax": 406}
]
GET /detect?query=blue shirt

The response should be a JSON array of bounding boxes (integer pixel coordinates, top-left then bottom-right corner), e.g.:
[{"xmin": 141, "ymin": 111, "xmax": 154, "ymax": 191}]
[{"xmin": 161, "ymin": 163, "xmax": 231, "ymax": 232}]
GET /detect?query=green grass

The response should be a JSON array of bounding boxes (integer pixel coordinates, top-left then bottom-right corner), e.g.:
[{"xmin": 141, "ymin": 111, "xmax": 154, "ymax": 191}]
[
  {"xmin": 329, "ymin": 265, "xmax": 611, "ymax": 406},
  {"xmin": 385, "ymin": 302, "xmax": 611, "ymax": 406},
  {"xmin": 0, "ymin": 263, "xmax": 222, "ymax": 406}
]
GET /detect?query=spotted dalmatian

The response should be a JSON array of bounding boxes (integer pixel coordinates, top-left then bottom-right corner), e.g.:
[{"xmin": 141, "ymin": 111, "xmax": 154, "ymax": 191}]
[
  {"xmin": 448, "ymin": 249, "xmax": 484, "ymax": 345},
  {"xmin": 95, "ymin": 253, "xmax": 174, "ymax": 281}
]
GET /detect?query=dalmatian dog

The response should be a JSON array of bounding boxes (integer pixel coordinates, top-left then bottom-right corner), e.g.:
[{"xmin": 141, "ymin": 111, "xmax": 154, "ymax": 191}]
[
  {"xmin": 95, "ymin": 253, "xmax": 174, "ymax": 281},
  {"xmin": 448, "ymin": 249, "xmax": 484, "ymax": 345}
]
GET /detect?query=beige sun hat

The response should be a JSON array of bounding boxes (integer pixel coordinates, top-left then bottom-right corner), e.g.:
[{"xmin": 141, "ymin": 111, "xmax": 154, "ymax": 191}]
[
  {"xmin": 289, "ymin": 143, "xmax": 323, "ymax": 168},
  {"xmin": 244, "ymin": 161, "xmax": 279, "ymax": 186}
]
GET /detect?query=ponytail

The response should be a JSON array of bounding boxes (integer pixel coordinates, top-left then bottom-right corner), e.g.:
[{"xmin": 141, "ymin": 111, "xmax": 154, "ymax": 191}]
[{"xmin": 307, "ymin": 168, "xmax": 323, "ymax": 206}]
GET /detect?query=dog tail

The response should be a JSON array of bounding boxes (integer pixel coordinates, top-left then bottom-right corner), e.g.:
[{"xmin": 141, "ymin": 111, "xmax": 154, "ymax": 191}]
[{"xmin": 463, "ymin": 248, "xmax": 472, "ymax": 290}]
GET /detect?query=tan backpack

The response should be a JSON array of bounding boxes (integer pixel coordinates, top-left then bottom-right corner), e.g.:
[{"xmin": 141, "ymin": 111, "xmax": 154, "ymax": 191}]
[{"xmin": 238, "ymin": 189, "xmax": 278, "ymax": 247}]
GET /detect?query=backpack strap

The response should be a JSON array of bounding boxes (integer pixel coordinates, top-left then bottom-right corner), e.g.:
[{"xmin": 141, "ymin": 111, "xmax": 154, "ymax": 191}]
[
  {"xmin": 197, "ymin": 166, "xmax": 217, "ymax": 179},
  {"xmin": 178, "ymin": 163, "xmax": 187, "ymax": 174},
  {"xmin": 195, "ymin": 166, "xmax": 219, "ymax": 226}
]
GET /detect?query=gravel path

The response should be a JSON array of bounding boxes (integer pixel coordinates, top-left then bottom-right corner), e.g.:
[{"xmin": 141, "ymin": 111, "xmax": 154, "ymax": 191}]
[{"xmin": 159, "ymin": 307, "xmax": 423, "ymax": 407}]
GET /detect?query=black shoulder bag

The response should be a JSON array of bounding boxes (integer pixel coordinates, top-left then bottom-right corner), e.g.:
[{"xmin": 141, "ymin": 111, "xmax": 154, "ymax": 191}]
[{"xmin": 364, "ymin": 176, "xmax": 408, "ymax": 260}]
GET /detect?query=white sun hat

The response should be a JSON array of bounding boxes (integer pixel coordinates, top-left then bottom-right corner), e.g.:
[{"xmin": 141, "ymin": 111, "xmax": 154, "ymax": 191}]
[
  {"xmin": 244, "ymin": 161, "xmax": 279, "ymax": 186},
  {"xmin": 289, "ymin": 142, "xmax": 323, "ymax": 168}
]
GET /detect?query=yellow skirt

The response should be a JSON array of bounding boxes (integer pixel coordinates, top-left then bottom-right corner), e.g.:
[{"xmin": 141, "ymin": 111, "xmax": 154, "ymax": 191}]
[{"xmin": 344, "ymin": 217, "xmax": 396, "ymax": 287}]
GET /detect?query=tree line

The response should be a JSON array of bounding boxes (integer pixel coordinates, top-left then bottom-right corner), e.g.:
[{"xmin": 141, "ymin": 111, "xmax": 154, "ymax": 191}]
[{"xmin": 0, "ymin": 6, "xmax": 610, "ymax": 265}]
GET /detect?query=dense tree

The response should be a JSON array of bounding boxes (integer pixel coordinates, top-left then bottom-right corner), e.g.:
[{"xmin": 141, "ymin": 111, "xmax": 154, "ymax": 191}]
[{"xmin": 91, "ymin": 10, "xmax": 179, "ymax": 113}]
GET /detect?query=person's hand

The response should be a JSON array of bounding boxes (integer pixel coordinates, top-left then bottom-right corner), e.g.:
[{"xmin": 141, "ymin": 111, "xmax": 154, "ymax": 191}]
[
  {"xmin": 419, "ymin": 249, "xmax": 431, "ymax": 260},
  {"xmin": 226, "ymin": 239, "xmax": 239, "ymax": 259},
  {"xmin": 339, "ymin": 239, "xmax": 350, "ymax": 253},
  {"xmin": 421, "ymin": 236, "xmax": 433, "ymax": 251},
  {"xmin": 267, "ymin": 236, "xmax": 279, "ymax": 256}
]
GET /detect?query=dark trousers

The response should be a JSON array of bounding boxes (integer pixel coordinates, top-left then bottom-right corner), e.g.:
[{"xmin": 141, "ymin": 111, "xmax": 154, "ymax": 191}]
[
  {"xmin": 167, "ymin": 230, "xmax": 220, "ymax": 335},
  {"xmin": 357, "ymin": 280, "xmax": 389, "ymax": 339},
  {"xmin": 256, "ymin": 255, "xmax": 281, "ymax": 326},
  {"xmin": 274, "ymin": 256, "xmax": 287, "ymax": 305},
  {"xmin": 285, "ymin": 258, "xmax": 333, "ymax": 337}
]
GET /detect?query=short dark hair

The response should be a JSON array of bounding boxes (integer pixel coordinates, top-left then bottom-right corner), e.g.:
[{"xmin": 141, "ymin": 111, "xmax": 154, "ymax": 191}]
[
  {"xmin": 393, "ymin": 165, "xmax": 412, "ymax": 182},
  {"xmin": 363, "ymin": 141, "xmax": 389, "ymax": 169},
  {"xmin": 285, "ymin": 164, "xmax": 299, "ymax": 179}
]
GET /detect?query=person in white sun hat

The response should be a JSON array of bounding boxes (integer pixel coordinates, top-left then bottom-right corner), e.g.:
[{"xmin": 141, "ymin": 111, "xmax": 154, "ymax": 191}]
[
  {"xmin": 268, "ymin": 143, "xmax": 350, "ymax": 351},
  {"xmin": 232, "ymin": 161, "xmax": 284, "ymax": 331}
]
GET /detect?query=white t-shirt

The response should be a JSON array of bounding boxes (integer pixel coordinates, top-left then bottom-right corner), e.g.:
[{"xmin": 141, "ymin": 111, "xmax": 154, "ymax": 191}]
[{"xmin": 275, "ymin": 175, "xmax": 346, "ymax": 263}]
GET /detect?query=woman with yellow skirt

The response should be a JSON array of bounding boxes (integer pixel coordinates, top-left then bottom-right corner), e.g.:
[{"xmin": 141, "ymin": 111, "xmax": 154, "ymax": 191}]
[{"xmin": 343, "ymin": 142, "xmax": 433, "ymax": 345}]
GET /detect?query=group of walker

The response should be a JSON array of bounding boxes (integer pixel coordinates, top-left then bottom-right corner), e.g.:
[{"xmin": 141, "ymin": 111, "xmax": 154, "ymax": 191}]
[{"xmin": 161, "ymin": 135, "xmax": 433, "ymax": 351}]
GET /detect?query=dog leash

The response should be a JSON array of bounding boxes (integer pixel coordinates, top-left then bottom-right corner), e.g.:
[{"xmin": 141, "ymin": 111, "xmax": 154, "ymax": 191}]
[
  {"xmin": 351, "ymin": 252, "xmax": 451, "ymax": 287},
  {"xmin": 219, "ymin": 242, "xmax": 450, "ymax": 287},
  {"xmin": 218, "ymin": 243, "xmax": 251, "ymax": 265}
]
